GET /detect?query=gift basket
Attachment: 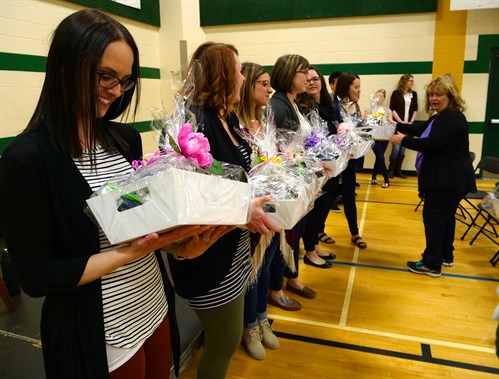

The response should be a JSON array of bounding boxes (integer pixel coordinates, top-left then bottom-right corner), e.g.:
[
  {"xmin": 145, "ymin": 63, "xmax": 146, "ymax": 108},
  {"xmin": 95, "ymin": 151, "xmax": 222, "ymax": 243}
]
[
  {"xmin": 303, "ymin": 110, "xmax": 349, "ymax": 177},
  {"xmin": 363, "ymin": 92, "xmax": 396, "ymax": 140},
  {"xmin": 334, "ymin": 98, "xmax": 374, "ymax": 159},
  {"xmin": 248, "ymin": 127, "xmax": 326, "ymax": 230},
  {"xmin": 236, "ymin": 112, "xmax": 280, "ymax": 169},
  {"xmin": 85, "ymin": 94, "xmax": 252, "ymax": 245}
]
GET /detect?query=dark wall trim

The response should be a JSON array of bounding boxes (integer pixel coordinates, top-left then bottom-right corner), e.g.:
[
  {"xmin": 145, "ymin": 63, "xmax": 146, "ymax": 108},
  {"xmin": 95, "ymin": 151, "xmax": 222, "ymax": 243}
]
[
  {"xmin": 200, "ymin": 0, "xmax": 437, "ymax": 26},
  {"xmin": 464, "ymin": 34, "xmax": 499, "ymax": 73},
  {"xmin": 0, "ymin": 52, "xmax": 160, "ymax": 79},
  {"xmin": 67, "ymin": 0, "xmax": 160, "ymax": 26}
]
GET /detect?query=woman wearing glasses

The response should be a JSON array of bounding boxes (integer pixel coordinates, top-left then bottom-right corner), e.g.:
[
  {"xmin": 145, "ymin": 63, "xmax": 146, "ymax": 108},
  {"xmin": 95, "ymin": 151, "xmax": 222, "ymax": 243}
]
[
  {"xmin": 268, "ymin": 54, "xmax": 322, "ymax": 313},
  {"xmin": 0, "ymin": 9, "xmax": 221, "ymax": 378},
  {"xmin": 236, "ymin": 62, "xmax": 282, "ymax": 360},
  {"xmin": 298, "ymin": 66, "xmax": 338, "ymax": 266}
]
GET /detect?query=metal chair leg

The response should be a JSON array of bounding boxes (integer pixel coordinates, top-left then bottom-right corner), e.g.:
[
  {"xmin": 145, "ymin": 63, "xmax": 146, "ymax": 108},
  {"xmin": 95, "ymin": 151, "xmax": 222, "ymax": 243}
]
[{"xmin": 491, "ymin": 250, "xmax": 499, "ymax": 267}]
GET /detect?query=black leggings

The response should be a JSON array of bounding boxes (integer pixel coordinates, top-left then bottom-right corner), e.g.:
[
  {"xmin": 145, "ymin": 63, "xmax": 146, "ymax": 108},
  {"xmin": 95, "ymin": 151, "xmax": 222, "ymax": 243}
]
[
  {"xmin": 338, "ymin": 160, "xmax": 359, "ymax": 236},
  {"xmin": 303, "ymin": 179, "xmax": 337, "ymax": 251}
]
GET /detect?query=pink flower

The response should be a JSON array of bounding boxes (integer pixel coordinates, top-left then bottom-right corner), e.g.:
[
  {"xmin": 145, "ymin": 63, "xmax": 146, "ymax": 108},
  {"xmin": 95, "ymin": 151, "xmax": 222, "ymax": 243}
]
[
  {"xmin": 337, "ymin": 121, "xmax": 353, "ymax": 135},
  {"xmin": 177, "ymin": 123, "xmax": 214, "ymax": 168}
]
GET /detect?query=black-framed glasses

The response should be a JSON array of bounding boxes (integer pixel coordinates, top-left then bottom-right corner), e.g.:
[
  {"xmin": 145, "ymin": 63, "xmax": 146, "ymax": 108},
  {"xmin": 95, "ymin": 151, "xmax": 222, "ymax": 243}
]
[
  {"xmin": 295, "ymin": 68, "xmax": 309, "ymax": 75},
  {"xmin": 97, "ymin": 70, "xmax": 136, "ymax": 92},
  {"xmin": 255, "ymin": 79, "xmax": 271, "ymax": 88},
  {"xmin": 308, "ymin": 77, "xmax": 320, "ymax": 83}
]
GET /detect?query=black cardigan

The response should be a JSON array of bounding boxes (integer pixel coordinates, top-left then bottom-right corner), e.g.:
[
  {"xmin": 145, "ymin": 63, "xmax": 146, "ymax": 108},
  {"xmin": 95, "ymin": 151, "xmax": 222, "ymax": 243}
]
[
  {"xmin": 390, "ymin": 90, "xmax": 418, "ymax": 122},
  {"xmin": 269, "ymin": 91, "xmax": 303, "ymax": 131},
  {"xmin": 0, "ymin": 123, "xmax": 181, "ymax": 378},
  {"xmin": 397, "ymin": 109, "xmax": 476, "ymax": 196},
  {"xmin": 167, "ymin": 106, "xmax": 252, "ymax": 299}
]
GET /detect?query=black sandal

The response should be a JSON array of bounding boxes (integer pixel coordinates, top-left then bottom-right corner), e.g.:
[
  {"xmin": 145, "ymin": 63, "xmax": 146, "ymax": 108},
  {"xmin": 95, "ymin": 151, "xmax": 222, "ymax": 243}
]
[
  {"xmin": 318, "ymin": 232, "xmax": 335, "ymax": 244},
  {"xmin": 351, "ymin": 235, "xmax": 367, "ymax": 249}
]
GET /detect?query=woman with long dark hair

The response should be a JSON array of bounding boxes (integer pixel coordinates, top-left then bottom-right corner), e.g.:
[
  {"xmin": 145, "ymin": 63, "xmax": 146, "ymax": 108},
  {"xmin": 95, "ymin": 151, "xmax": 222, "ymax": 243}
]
[
  {"xmin": 297, "ymin": 66, "xmax": 338, "ymax": 264},
  {"xmin": 333, "ymin": 71, "xmax": 368, "ymax": 249},
  {"xmin": 0, "ymin": 9, "xmax": 218, "ymax": 378}
]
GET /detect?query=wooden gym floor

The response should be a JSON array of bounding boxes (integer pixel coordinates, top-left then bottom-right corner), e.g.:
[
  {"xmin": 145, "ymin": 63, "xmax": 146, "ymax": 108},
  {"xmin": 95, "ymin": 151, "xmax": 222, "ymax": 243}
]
[{"xmin": 181, "ymin": 173, "xmax": 499, "ymax": 379}]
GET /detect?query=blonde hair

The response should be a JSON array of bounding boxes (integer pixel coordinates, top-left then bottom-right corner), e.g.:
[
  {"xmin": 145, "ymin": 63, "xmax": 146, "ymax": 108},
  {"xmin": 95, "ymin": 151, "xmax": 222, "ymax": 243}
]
[
  {"xmin": 424, "ymin": 75, "xmax": 466, "ymax": 114},
  {"xmin": 237, "ymin": 62, "xmax": 268, "ymax": 130}
]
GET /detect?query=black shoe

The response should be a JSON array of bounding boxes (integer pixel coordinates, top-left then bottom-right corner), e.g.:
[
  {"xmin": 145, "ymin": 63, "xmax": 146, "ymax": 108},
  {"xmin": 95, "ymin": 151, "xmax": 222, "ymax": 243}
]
[
  {"xmin": 317, "ymin": 253, "xmax": 336, "ymax": 260},
  {"xmin": 330, "ymin": 203, "xmax": 341, "ymax": 213},
  {"xmin": 303, "ymin": 255, "xmax": 333, "ymax": 268},
  {"xmin": 388, "ymin": 171, "xmax": 395, "ymax": 179},
  {"xmin": 395, "ymin": 171, "xmax": 407, "ymax": 179}
]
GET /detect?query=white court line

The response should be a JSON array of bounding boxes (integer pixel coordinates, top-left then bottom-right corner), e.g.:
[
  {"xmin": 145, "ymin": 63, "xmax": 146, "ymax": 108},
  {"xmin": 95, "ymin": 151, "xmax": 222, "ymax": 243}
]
[
  {"xmin": 339, "ymin": 183, "xmax": 371, "ymax": 327},
  {"xmin": 0, "ymin": 330, "xmax": 41, "ymax": 344},
  {"xmin": 268, "ymin": 313, "xmax": 495, "ymax": 354}
]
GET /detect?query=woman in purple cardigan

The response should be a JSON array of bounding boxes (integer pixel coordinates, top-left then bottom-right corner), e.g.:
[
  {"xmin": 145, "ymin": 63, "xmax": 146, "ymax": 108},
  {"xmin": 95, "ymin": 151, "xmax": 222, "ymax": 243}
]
[{"xmin": 389, "ymin": 75, "xmax": 476, "ymax": 277}]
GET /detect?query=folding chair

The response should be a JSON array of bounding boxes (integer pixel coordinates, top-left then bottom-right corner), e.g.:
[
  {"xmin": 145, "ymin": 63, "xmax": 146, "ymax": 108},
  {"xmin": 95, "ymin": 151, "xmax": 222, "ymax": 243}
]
[
  {"xmin": 460, "ymin": 156, "xmax": 499, "ymax": 243},
  {"xmin": 453, "ymin": 152, "xmax": 478, "ymax": 225}
]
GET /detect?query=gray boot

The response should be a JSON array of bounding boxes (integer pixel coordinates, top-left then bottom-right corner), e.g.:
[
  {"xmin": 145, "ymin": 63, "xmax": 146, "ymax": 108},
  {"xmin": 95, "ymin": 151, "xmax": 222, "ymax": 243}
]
[{"xmin": 242, "ymin": 326, "xmax": 266, "ymax": 360}]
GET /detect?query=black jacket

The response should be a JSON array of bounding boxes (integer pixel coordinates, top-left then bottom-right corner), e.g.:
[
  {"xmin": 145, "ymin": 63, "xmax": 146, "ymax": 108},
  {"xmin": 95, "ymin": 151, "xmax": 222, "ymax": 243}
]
[
  {"xmin": 167, "ymin": 106, "xmax": 252, "ymax": 299},
  {"xmin": 269, "ymin": 91, "xmax": 303, "ymax": 131},
  {"xmin": 0, "ymin": 123, "xmax": 181, "ymax": 378},
  {"xmin": 397, "ymin": 109, "xmax": 476, "ymax": 196}
]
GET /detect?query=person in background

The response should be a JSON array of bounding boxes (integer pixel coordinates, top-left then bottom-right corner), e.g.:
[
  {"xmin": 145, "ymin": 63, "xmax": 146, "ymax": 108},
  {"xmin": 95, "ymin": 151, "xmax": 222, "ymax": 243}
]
[
  {"xmin": 368, "ymin": 89, "xmax": 391, "ymax": 188},
  {"xmin": 268, "ymin": 54, "xmax": 319, "ymax": 311},
  {"xmin": 327, "ymin": 71, "xmax": 343, "ymax": 212},
  {"xmin": 389, "ymin": 75, "xmax": 476, "ymax": 277},
  {"xmin": 388, "ymin": 74, "xmax": 418, "ymax": 179},
  {"xmin": 332, "ymin": 72, "xmax": 368, "ymax": 249},
  {"xmin": 0, "ymin": 9, "xmax": 227, "ymax": 378},
  {"xmin": 237, "ymin": 62, "xmax": 280, "ymax": 360},
  {"xmin": 167, "ymin": 42, "xmax": 280, "ymax": 378},
  {"xmin": 298, "ymin": 66, "xmax": 338, "ymax": 262},
  {"xmin": 328, "ymin": 71, "xmax": 342, "ymax": 98}
]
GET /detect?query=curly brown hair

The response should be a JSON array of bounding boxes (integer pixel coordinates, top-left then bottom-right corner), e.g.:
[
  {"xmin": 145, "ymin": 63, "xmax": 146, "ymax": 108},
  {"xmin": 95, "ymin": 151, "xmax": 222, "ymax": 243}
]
[{"xmin": 187, "ymin": 42, "xmax": 240, "ymax": 119}]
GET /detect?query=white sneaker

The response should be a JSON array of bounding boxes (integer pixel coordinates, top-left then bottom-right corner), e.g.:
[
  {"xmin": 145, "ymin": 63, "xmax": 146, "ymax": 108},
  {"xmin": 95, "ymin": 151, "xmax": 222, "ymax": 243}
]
[
  {"xmin": 258, "ymin": 318, "xmax": 279, "ymax": 350},
  {"xmin": 242, "ymin": 326, "xmax": 265, "ymax": 360}
]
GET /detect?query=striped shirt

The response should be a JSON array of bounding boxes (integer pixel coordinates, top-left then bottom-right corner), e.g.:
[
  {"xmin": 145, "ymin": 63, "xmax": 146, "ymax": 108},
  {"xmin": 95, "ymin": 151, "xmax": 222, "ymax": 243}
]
[
  {"xmin": 73, "ymin": 146, "xmax": 167, "ymax": 349},
  {"xmin": 187, "ymin": 145, "xmax": 252, "ymax": 310}
]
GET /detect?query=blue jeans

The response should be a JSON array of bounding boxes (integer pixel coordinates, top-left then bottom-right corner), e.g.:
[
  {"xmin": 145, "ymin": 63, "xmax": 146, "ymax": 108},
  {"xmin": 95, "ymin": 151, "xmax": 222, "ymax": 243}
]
[
  {"xmin": 372, "ymin": 140, "xmax": 389, "ymax": 182},
  {"xmin": 390, "ymin": 143, "xmax": 406, "ymax": 159},
  {"xmin": 244, "ymin": 233, "xmax": 280, "ymax": 325}
]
